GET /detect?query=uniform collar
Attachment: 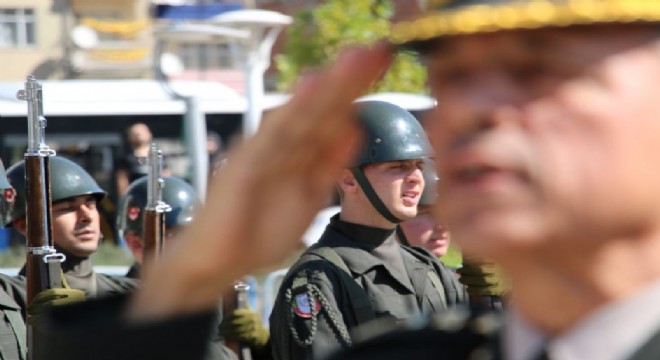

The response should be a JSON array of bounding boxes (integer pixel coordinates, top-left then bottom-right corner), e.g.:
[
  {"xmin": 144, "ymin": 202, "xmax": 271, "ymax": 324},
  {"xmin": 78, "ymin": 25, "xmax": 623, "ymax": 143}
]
[{"xmin": 505, "ymin": 278, "xmax": 660, "ymax": 360}]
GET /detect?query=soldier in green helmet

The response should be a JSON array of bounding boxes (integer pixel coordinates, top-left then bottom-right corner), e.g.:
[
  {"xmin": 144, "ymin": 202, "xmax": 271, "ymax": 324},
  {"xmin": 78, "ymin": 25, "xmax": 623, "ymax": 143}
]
[
  {"xmin": 0, "ymin": 159, "xmax": 28, "ymax": 360},
  {"xmin": 117, "ymin": 175, "xmax": 273, "ymax": 360},
  {"xmin": 268, "ymin": 100, "xmax": 467, "ymax": 360},
  {"xmin": 1, "ymin": 156, "xmax": 138, "ymax": 298},
  {"xmin": 117, "ymin": 175, "xmax": 202, "ymax": 279}
]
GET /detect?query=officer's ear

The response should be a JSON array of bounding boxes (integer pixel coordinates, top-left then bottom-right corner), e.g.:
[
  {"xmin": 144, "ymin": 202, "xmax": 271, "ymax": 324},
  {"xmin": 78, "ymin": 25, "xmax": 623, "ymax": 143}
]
[
  {"xmin": 338, "ymin": 169, "xmax": 359, "ymax": 194},
  {"xmin": 13, "ymin": 218, "xmax": 27, "ymax": 236}
]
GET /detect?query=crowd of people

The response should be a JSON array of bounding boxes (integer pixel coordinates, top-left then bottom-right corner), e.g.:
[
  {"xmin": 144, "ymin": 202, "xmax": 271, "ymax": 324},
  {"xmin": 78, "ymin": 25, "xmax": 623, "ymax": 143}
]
[{"xmin": 1, "ymin": 0, "xmax": 659, "ymax": 359}]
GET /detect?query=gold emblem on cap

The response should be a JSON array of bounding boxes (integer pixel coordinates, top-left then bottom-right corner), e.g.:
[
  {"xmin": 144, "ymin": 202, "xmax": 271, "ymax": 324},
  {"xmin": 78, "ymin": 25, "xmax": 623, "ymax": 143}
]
[{"xmin": 391, "ymin": 0, "xmax": 660, "ymax": 45}]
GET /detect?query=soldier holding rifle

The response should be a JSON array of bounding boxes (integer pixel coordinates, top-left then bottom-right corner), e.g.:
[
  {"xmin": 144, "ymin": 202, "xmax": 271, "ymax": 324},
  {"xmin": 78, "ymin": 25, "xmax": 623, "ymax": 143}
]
[
  {"xmin": 118, "ymin": 147, "xmax": 266, "ymax": 360},
  {"xmin": 0, "ymin": 159, "xmax": 28, "ymax": 360},
  {"xmin": 0, "ymin": 77, "xmax": 138, "ymax": 358}
]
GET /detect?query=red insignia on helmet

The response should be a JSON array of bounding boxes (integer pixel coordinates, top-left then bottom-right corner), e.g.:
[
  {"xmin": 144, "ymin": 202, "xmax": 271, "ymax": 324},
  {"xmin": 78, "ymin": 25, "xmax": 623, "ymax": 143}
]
[
  {"xmin": 128, "ymin": 207, "xmax": 140, "ymax": 221},
  {"xmin": 292, "ymin": 293, "xmax": 321, "ymax": 318},
  {"xmin": 3, "ymin": 188, "xmax": 16, "ymax": 204}
]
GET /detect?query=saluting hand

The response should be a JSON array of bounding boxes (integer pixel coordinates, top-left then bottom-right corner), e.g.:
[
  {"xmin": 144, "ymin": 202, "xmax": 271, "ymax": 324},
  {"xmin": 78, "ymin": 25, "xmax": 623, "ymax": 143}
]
[{"xmin": 129, "ymin": 43, "xmax": 393, "ymax": 322}]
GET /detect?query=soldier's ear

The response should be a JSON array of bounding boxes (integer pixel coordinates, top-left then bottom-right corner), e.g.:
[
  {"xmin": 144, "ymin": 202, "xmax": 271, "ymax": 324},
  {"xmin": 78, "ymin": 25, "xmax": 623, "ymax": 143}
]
[
  {"xmin": 124, "ymin": 232, "xmax": 144, "ymax": 260},
  {"xmin": 338, "ymin": 169, "xmax": 358, "ymax": 194},
  {"xmin": 13, "ymin": 218, "xmax": 27, "ymax": 236}
]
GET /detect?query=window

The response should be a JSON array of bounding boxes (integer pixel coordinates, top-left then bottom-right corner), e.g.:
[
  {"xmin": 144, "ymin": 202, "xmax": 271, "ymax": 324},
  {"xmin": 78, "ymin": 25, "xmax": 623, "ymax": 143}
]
[
  {"xmin": 179, "ymin": 43, "xmax": 240, "ymax": 70},
  {"xmin": 0, "ymin": 8, "xmax": 36, "ymax": 48}
]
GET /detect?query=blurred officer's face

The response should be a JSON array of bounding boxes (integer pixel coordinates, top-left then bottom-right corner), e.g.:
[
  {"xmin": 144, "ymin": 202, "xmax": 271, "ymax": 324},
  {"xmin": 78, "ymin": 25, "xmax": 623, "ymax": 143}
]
[
  {"xmin": 362, "ymin": 159, "xmax": 425, "ymax": 225},
  {"xmin": 400, "ymin": 204, "xmax": 450, "ymax": 257},
  {"xmin": 51, "ymin": 195, "xmax": 101, "ymax": 257},
  {"xmin": 424, "ymin": 26, "xmax": 660, "ymax": 259}
]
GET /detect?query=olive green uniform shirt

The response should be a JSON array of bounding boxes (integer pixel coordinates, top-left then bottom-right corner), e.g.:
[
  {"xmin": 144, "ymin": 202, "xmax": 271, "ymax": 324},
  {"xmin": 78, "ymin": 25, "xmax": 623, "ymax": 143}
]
[
  {"xmin": 0, "ymin": 274, "xmax": 26, "ymax": 360},
  {"xmin": 269, "ymin": 215, "xmax": 467, "ymax": 360}
]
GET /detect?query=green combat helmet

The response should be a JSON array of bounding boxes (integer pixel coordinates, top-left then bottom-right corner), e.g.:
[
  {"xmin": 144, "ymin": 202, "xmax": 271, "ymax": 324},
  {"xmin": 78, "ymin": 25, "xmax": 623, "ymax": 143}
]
[
  {"xmin": 351, "ymin": 100, "xmax": 433, "ymax": 223},
  {"xmin": 3, "ymin": 156, "xmax": 106, "ymax": 227},
  {"xmin": 117, "ymin": 176, "xmax": 201, "ymax": 241}
]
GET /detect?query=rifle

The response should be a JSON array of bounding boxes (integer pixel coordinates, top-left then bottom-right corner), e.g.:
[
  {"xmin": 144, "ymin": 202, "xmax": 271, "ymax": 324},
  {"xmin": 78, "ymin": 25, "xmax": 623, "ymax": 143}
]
[
  {"xmin": 223, "ymin": 279, "xmax": 254, "ymax": 360},
  {"xmin": 17, "ymin": 75, "xmax": 65, "ymax": 359},
  {"xmin": 142, "ymin": 143, "xmax": 171, "ymax": 266}
]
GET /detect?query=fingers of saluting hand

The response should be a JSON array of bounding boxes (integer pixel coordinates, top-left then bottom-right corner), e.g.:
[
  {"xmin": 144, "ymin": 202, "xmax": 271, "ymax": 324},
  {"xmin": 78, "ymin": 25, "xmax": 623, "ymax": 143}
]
[
  {"xmin": 200, "ymin": 43, "xmax": 393, "ymax": 274},
  {"xmin": 130, "ymin": 44, "xmax": 394, "ymax": 320}
]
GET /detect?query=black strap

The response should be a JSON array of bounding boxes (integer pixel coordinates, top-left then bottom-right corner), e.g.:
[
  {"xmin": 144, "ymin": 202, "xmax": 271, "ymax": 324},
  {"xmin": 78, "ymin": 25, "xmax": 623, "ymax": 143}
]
[
  {"xmin": 350, "ymin": 167, "xmax": 402, "ymax": 224},
  {"xmin": 395, "ymin": 227, "xmax": 410, "ymax": 246}
]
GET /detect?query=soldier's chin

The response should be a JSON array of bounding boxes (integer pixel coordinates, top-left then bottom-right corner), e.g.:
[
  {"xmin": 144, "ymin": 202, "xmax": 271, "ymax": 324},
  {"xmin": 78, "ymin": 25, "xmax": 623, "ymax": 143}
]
[{"xmin": 70, "ymin": 242, "xmax": 100, "ymax": 258}]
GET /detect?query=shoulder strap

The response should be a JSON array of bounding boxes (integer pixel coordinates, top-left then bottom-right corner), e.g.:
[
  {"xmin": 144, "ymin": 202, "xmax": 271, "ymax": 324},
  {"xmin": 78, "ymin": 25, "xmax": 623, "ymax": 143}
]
[
  {"xmin": 0, "ymin": 283, "xmax": 26, "ymax": 360},
  {"xmin": 304, "ymin": 244, "xmax": 376, "ymax": 326},
  {"xmin": 5, "ymin": 309, "xmax": 26, "ymax": 360},
  {"xmin": 307, "ymin": 246, "xmax": 353, "ymax": 280}
]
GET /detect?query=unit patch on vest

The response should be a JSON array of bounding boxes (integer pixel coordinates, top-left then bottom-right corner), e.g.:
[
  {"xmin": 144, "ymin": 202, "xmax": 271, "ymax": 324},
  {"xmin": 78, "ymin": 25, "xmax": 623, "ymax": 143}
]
[{"xmin": 293, "ymin": 292, "xmax": 321, "ymax": 318}]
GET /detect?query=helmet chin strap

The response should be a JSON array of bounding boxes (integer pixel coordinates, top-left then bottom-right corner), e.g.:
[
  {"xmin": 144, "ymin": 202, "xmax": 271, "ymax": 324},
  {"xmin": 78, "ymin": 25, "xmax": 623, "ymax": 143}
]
[{"xmin": 351, "ymin": 167, "xmax": 403, "ymax": 224}]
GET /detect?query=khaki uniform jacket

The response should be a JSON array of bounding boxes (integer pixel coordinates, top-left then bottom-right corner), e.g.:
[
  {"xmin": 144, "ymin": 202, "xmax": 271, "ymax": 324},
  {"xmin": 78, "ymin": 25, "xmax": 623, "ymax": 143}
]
[
  {"xmin": 0, "ymin": 275, "xmax": 26, "ymax": 360},
  {"xmin": 0, "ymin": 264, "xmax": 139, "ymax": 360},
  {"xmin": 269, "ymin": 222, "xmax": 467, "ymax": 360}
]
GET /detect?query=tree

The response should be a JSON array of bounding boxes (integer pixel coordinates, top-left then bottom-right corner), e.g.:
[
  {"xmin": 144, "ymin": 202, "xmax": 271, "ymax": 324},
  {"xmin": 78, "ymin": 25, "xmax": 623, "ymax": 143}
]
[{"xmin": 275, "ymin": 0, "xmax": 427, "ymax": 94}]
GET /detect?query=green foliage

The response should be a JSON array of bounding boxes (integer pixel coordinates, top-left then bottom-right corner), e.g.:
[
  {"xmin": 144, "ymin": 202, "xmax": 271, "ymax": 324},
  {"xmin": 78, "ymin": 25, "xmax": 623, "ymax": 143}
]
[
  {"xmin": 439, "ymin": 242, "xmax": 463, "ymax": 269},
  {"xmin": 275, "ymin": 0, "xmax": 427, "ymax": 94},
  {"xmin": 0, "ymin": 245, "xmax": 26, "ymax": 268},
  {"xmin": 90, "ymin": 241, "xmax": 134, "ymax": 266}
]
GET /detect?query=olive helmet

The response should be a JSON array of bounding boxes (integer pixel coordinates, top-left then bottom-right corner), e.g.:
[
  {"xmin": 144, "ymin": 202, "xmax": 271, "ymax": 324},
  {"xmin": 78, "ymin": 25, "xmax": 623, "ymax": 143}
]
[
  {"xmin": 117, "ymin": 176, "xmax": 201, "ymax": 241},
  {"xmin": 353, "ymin": 100, "xmax": 432, "ymax": 167},
  {"xmin": 351, "ymin": 100, "xmax": 433, "ymax": 223},
  {"xmin": 3, "ymin": 156, "xmax": 106, "ymax": 226}
]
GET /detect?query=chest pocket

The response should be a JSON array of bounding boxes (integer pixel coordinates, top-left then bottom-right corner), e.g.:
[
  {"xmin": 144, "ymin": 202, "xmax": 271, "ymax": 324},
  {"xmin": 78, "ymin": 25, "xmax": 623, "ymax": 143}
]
[{"xmin": 359, "ymin": 269, "xmax": 419, "ymax": 321}]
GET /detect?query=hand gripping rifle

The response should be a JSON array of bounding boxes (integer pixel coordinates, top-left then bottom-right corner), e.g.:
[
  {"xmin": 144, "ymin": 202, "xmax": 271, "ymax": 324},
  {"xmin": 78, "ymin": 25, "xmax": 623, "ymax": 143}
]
[
  {"xmin": 17, "ymin": 75, "xmax": 65, "ymax": 359},
  {"xmin": 142, "ymin": 143, "xmax": 171, "ymax": 266},
  {"xmin": 224, "ymin": 279, "xmax": 254, "ymax": 360}
]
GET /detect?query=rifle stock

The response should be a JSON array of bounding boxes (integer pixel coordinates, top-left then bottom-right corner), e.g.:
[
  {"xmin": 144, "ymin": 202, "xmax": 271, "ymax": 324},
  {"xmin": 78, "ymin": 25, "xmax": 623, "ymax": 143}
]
[{"xmin": 17, "ymin": 75, "xmax": 65, "ymax": 359}]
